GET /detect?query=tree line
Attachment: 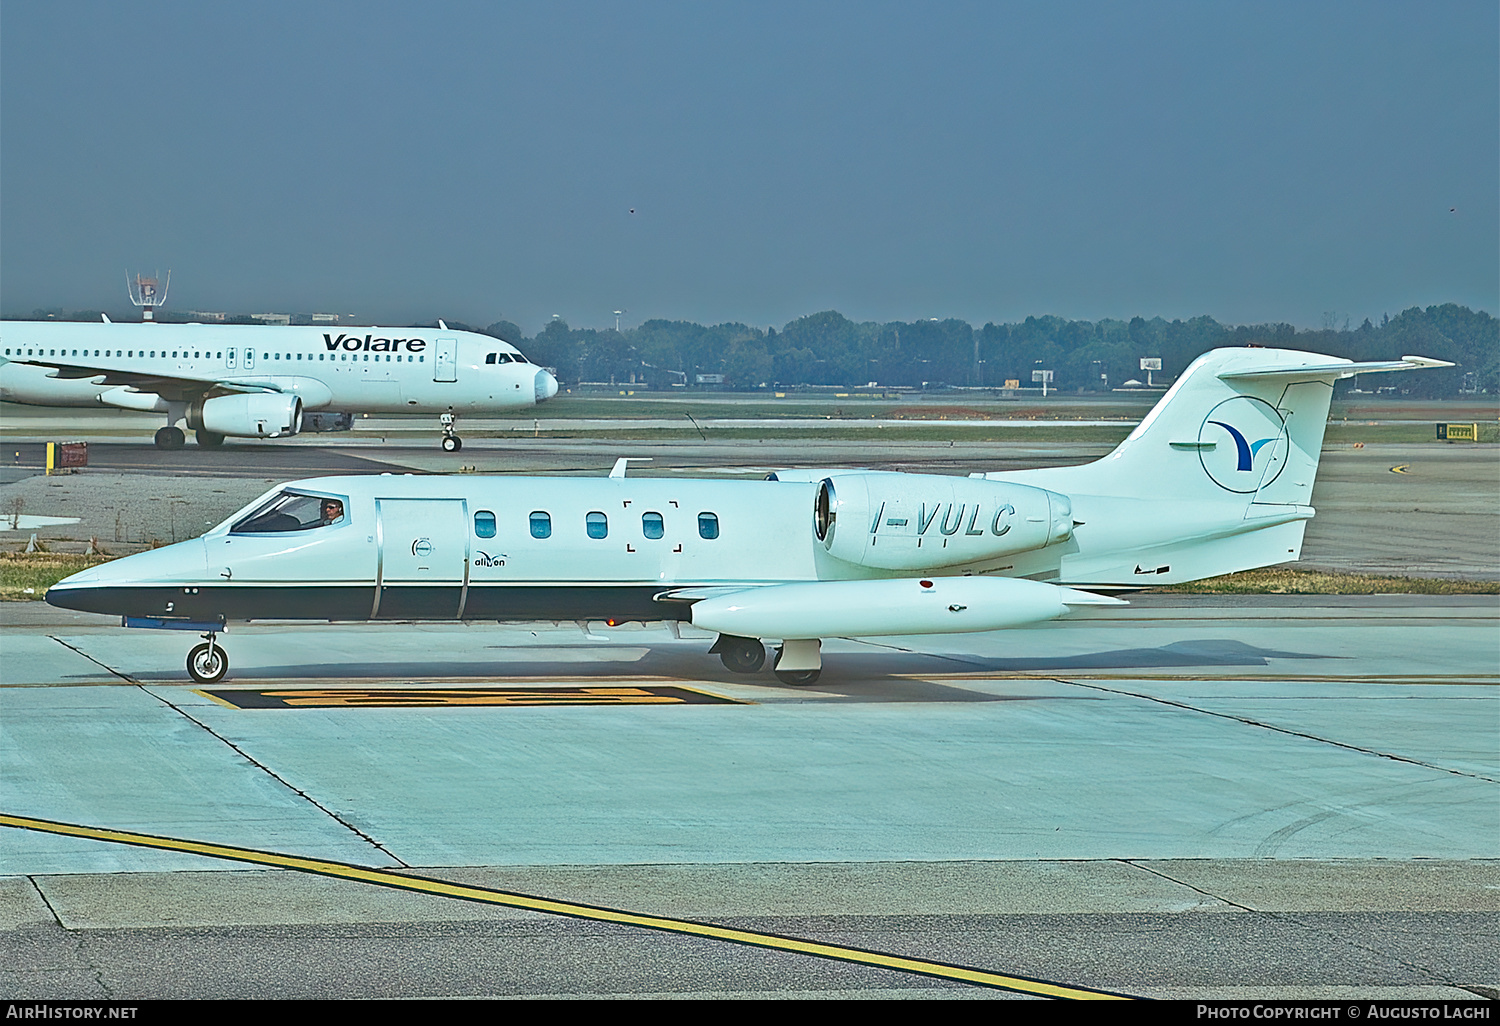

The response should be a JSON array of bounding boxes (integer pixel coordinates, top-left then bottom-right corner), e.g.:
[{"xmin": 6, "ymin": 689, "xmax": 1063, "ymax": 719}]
[{"xmin": 486, "ymin": 305, "xmax": 1495, "ymax": 398}]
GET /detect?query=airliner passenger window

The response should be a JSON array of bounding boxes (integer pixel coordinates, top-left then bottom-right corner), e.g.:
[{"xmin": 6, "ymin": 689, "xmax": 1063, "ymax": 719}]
[
  {"xmin": 529, "ymin": 511, "xmax": 551, "ymax": 539},
  {"xmin": 231, "ymin": 491, "xmax": 347, "ymax": 534},
  {"xmin": 698, "ymin": 513, "xmax": 720, "ymax": 539},
  {"xmin": 585, "ymin": 512, "xmax": 608, "ymax": 539},
  {"xmin": 642, "ymin": 512, "xmax": 664, "ymax": 539},
  {"xmin": 474, "ymin": 511, "xmax": 496, "ymax": 538}
]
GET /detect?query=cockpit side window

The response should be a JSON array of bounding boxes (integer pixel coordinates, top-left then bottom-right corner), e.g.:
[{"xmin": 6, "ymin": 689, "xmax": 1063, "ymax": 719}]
[
  {"xmin": 486, "ymin": 353, "xmax": 513, "ymax": 365},
  {"xmin": 231, "ymin": 491, "xmax": 347, "ymax": 533}
]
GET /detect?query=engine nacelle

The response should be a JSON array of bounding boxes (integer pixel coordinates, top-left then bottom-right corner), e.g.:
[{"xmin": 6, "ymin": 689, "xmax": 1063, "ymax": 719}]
[
  {"xmin": 301, "ymin": 412, "xmax": 354, "ymax": 433},
  {"xmin": 813, "ymin": 472, "xmax": 1073, "ymax": 570},
  {"xmin": 187, "ymin": 393, "xmax": 302, "ymax": 438}
]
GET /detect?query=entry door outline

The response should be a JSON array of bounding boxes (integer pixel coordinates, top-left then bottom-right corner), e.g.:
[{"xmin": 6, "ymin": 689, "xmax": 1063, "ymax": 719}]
[
  {"xmin": 434, "ymin": 337, "xmax": 458, "ymax": 382},
  {"xmin": 372, "ymin": 497, "xmax": 471, "ymax": 618}
]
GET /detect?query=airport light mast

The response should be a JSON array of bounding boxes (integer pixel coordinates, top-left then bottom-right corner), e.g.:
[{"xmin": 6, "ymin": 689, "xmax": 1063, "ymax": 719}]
[{"xmin": 127, "ymin": 270, "xmax": 170, "ymax": 322}]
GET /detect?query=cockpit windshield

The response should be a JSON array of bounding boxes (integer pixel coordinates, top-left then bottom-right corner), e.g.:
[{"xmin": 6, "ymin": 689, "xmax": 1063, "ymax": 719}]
[{"xmin": 232, "ymin": 491, "xmax": 346, "ymax": 533}]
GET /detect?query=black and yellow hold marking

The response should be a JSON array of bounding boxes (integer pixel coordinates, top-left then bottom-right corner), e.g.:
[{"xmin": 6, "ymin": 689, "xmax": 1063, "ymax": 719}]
[
  {"xmin": 0, "ymin": 812, "xmax": 1132, "ymax": 1000},
  {"xmin": 198, "ymin": 685, "xmax": 741, "ymax": 709},
  {"xmin": 1390, "ymin": 464, "xmax": 1410, "ymax": 474}
]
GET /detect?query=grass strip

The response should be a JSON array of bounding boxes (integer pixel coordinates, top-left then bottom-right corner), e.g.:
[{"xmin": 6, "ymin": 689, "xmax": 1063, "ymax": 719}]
[{"xmin": 1154, "ymin": 567, "xmax": 1497, "ymax": 595}]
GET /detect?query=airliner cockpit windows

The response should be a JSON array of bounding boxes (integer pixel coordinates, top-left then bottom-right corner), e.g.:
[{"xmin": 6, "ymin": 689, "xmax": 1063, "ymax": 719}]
[
  {"xmin": 474, "ymin": 511, "xmax": 497, "ymax": 538},
  {"xmin": 231, "ymin": 491, "xmax": 348, "ymax": 534},
  {"xmin": 485, "ymin": 353, "xmax": 515, "ymax": 365},
  {"xmin": 585, "ymin": 512, "xmax": 608, "ymax": 539}
]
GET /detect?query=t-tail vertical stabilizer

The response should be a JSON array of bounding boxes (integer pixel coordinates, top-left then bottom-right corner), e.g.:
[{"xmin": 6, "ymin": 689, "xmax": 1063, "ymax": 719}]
[{"xmin": 988, "ymin": 347, "xmax": 1451, "ymax": 586}]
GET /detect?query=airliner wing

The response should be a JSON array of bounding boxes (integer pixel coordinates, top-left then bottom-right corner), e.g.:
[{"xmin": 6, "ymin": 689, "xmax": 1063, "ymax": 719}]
[{"xmin": 13, "ymin": 357, "xmax": 280, "ymax": 402}]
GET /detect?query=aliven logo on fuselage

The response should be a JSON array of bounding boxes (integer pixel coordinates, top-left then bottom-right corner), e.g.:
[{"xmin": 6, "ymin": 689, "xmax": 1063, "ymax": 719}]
[{"xmin": 323, "ymin": 333, "xmax": 428, "ymax": 353}]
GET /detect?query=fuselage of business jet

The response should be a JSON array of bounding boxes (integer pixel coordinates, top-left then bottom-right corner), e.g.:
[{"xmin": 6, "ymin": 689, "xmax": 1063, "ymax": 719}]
[{"xmin": 0, "ymin": 321, "xmax": 558, "ymax": 416}]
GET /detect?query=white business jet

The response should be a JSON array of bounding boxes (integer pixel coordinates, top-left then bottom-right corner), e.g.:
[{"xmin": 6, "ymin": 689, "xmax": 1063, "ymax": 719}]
[
  {"xmin": 46, "ymin": 346, "xmax": 1448, "ymax": 684},
  {"xmin": 0, "ymin": 320, "xmax": 559, "ymax": 450}
]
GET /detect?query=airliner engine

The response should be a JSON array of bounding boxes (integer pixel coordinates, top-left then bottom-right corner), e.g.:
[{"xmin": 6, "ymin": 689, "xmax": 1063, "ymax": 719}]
[
  {"xmin": 187, "ymin": 393, "xmax": 303, "ymax": 438},
  {"xmin": 690, "ymin": 576, "xmax": 1118, "ymax": 639},
  {"xmin": 811, "ymin": 472, "xmax": 1074, "ymax": 570}
]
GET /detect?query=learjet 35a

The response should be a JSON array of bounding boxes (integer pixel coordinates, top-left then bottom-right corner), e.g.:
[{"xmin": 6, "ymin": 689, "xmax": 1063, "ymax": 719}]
[
  {"xmin": 0, "ymin": 321, "xmax": 558, "ymax": 450},
  {"xmin": 46, "ymin": 346, "xmax": 1449, "ymax": 684}
]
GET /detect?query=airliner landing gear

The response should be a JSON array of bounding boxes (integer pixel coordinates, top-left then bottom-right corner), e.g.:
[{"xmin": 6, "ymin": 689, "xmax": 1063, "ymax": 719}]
[
  {"xmin": 712, "ymin": 635, "xmax": 765, "ymax": 673},
  {"xmin": 154, "ymin": 426, "xmax": 186, "ymax": 450},
  {"xmin": 439, "ymin": 410, "xmax": 462, "ymax": 452},
  {"xmin": 187, "ymin": 633, "xmax": 228, "ymax": 684},
  {"xmin": 195, "ymin": 430, "xmax": 225, "ymax": 448},
  {"xmin": 773, "ymin": 639, "xmax": 822, "ymax": 686}
]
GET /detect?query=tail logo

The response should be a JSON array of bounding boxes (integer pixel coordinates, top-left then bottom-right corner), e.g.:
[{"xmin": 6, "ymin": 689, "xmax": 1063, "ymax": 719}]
[
  {"xmin": 1198, "ymin": 396, "xmax": 1288, "ymax": 493},
  {"xmin": 1207, "ymin": 421, "xmax": 1276, "ymax": 471}
]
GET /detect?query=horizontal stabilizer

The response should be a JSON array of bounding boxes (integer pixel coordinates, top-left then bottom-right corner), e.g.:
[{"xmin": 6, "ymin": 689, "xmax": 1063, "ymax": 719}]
[{"xmin": 1220, "ymin": 355, "xmax": 1452, "ymax": 381}]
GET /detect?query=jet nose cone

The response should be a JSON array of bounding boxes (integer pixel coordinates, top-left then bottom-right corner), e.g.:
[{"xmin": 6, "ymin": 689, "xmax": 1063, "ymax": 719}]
[{"xmin": 534, "ymin": 368, "xmax": 559, "ymax": 402}]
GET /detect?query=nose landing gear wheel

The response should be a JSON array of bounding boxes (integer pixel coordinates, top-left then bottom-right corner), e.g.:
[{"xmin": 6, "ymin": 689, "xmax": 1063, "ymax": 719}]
[
  {"xmin": 716, "ymin": 637, "xmax": 766, "ymax": 674},
  {"xmin": 441, "ymin": 435, "xmax": 463, "ymax": 452},
  {"xmin": 187, "ymin": 642, "xmax": 228, "ymax": 684},
  {"xmin": 154, "ymin": 426, "xmax": 186, "ymax": 450}
]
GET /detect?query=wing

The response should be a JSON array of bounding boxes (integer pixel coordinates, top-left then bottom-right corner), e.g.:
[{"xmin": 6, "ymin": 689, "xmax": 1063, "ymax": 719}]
[{"xmin": 11, "ymin": 357, "xmax": 280, "ymax": 403}]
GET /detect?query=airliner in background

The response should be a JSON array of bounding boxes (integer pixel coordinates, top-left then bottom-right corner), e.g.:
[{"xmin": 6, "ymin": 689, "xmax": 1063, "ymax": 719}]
[{"xmin": 0, "ymin": 320, "xmax": 559, "ymax": 451}]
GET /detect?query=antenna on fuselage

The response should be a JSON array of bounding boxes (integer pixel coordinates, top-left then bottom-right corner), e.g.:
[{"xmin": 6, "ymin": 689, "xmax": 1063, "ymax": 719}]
[{"xmin": 127, "ymin": 270, "xmax": 170, "ymax": 322}]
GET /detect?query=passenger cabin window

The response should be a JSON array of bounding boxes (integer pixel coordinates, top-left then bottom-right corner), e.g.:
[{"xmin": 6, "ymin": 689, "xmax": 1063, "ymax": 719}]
[
  {"xmin": 585, "ymin": 512, "xmax": 608, "ymax": 539},
  {"xmin": 232, "ymin": 492, "xmax": 346, "ymax": 534},
  {"xmin": 474, "ymin": 511, "xmax": 496, "ymax": 538},
  {"xmin": 642, "ymin": 512, "xmax": 664, "ymax": 539},
  {"xmin": 698, "ymin": 513, "xmax": 720, "ymax": 539},
  {"xmin": 529, "ymin": 511, "xmax": 552, "ymax": 539}
]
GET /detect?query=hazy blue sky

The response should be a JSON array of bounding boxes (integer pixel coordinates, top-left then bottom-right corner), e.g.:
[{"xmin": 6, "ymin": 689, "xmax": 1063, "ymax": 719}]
[{"xmin": 2, "ymin": 1, "xmax": 1495, "ymax": 333}]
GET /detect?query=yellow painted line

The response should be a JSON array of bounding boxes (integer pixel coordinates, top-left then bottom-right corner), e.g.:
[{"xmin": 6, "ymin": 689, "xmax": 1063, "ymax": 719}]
[
  {"xmin": 199, "ymin": 686, "xmax": 738, "ymax": 708},
  {"xmin": 1390, "ymin": 464, "xmax": 1410, "ymax": 474},
  {"xmin": 1, "ymin": 812, "xmax": 1130, "ymax": 999}
]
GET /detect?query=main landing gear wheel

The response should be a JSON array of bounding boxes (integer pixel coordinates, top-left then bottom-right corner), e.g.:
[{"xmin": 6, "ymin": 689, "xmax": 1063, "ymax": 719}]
[
  {"xmin": 195, "ymin": 430, "xmax": 226, "ymax": 448},
  {"xmin": 772, "ymin": 641, "xmax": 822, "ymax": 686},
  {"xmin": 441, "ymin": 435, "xmax": 463, "ymax": 452},
  {"xmin": 187, "ymin": 642, "xmax": 228, "ymax": 684},
  {"xmin": 154, "ymin": 426, "xmax": 186, "ymax": 450},
  {"xmin": 717, "ymin": 637, "xmax": 765, "ymax": 674}
]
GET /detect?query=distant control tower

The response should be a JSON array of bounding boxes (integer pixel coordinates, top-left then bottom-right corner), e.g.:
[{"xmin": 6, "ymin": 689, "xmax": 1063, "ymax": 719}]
[{"xmin": 127, "ymin": 270, "xmax": 170, "ymax": 321}]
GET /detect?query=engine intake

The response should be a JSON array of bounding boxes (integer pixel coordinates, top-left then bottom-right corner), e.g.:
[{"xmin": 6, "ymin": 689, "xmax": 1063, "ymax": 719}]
[{"xmin": 187, "ymin": 393, "xmax": 303, "ymax": 438}]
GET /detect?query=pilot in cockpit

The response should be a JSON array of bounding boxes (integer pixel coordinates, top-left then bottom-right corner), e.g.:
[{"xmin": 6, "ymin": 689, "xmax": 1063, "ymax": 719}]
[{"xmin": 320, "ymin": 498, "xmax": 345, "ymax": 524}]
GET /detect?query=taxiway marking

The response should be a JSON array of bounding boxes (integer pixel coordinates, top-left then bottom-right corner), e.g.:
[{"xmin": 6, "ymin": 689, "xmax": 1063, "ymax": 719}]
[
  {"xmin": 0, "ymin": 812, "xmax": 1131, "ymax": 999},
  {"xmin": 1390, "ymin": 464, "xmax": 1410, "ymax": 474},
  {"xmin": 198, "ymin": 685, "xmax": 742, "ymax": 708}
]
